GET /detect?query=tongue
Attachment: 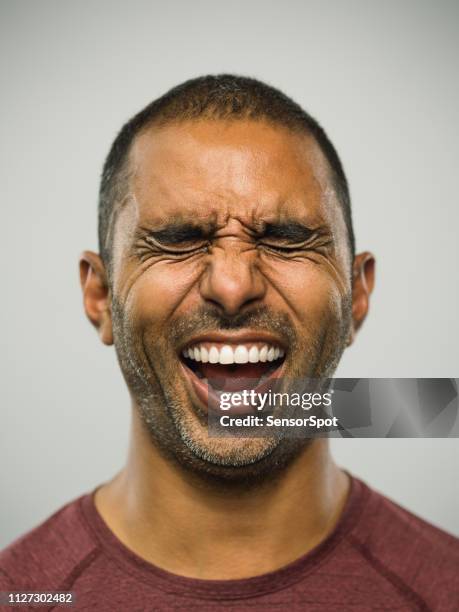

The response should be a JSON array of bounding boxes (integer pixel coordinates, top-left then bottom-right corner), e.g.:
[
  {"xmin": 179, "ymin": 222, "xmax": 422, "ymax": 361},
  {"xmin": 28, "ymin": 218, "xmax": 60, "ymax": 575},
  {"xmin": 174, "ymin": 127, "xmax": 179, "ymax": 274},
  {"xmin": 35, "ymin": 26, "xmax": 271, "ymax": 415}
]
[
  {"xmin": 198, "ymin": 362, "xmax": 274, "ymax": 392},
  {"xmin": 199, "ymin": 362, "xmax": 271, "ymax": 378}
]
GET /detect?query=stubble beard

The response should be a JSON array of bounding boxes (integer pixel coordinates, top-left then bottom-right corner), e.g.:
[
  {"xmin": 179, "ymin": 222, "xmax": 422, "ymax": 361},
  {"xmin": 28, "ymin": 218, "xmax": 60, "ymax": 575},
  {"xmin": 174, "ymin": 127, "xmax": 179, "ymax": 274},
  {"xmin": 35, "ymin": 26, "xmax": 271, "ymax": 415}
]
[{"xmin": 111, "ymin": 296, "xmax": 352, "ymax": 486}]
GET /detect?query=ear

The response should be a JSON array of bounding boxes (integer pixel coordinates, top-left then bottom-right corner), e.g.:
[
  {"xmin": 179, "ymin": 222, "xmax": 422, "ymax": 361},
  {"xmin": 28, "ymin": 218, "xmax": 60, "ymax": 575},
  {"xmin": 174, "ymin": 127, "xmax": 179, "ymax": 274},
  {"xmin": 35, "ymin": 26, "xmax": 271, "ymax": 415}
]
[
  {"xmin": 348, "ymin": 251, "xmax": 375, "ymax": 346},
  {"xmin": 79, "ymin": 251, "xmax": 113, "ymax": 346}
]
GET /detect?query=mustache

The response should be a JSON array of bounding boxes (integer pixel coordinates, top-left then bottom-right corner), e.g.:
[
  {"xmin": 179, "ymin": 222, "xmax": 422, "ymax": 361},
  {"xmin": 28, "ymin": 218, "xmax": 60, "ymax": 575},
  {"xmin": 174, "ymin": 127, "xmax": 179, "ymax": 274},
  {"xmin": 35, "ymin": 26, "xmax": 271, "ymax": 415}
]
[{"xmin": 167, "ymin": 305, "xmax": 298, "ymax": 349}]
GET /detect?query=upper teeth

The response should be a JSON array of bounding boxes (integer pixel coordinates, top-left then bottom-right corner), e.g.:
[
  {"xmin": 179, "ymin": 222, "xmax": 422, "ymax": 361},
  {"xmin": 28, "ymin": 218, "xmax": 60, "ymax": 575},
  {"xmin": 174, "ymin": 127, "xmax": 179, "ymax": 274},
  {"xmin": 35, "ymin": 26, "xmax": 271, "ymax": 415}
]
[{"xmin": 182, "ymin": 344, "xmax": 284, "ymax": 365}]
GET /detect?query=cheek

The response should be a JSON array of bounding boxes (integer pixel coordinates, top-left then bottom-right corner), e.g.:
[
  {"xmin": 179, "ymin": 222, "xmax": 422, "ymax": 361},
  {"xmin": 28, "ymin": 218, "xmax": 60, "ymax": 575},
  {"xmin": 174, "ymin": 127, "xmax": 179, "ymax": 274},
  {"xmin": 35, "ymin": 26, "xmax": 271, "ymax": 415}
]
[
  {"xmin": 265, "ymin": 263, "xmax": 345, "ymax": 327},
  {"xmin": 123, "ymin": 263, "xmax": 200, "ymax": 328}
]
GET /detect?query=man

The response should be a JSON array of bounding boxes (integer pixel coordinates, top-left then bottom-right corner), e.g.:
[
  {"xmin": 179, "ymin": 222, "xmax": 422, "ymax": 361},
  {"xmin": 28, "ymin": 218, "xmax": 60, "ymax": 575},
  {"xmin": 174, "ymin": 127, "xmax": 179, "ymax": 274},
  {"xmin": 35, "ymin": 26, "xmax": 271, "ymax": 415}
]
[{"xmin": 1, "ymin": 75, "xmax": 458, "ymax": 611}]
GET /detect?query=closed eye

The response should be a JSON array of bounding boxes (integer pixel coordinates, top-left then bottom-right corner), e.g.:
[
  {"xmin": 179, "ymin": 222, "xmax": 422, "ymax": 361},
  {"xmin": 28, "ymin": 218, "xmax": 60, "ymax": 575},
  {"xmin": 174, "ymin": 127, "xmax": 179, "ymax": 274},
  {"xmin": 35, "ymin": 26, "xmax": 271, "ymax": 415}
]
[
  {"xmin": 260, "ymin": 242, "xmax": 307, "ymax": 254},
  {"xmin": 164, "ymin": 245, "xmax": 209, "ymax": 256},
  {"xmin": 144, "ymin": 237, "xmax": 209, "ymax": 256}
]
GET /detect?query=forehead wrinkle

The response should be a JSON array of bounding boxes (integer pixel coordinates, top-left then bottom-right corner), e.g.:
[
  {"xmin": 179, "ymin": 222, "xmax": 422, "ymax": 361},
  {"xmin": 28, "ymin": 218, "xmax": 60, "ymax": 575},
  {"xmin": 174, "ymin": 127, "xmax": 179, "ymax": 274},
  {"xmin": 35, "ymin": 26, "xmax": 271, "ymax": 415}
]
[
  {"xmin": 130, "ymin": 148, "xmax": 327, "ymax": 229},
  {"xmin": 128, "ymin": 122, "xmax": 341, "ymax": 237},
  {"xmin": 129, "ymin": 187, "xmax": 331, "ymax": 237},
  {"xmin": 130, "ymin": 146, "xmax": 239, "ymax": 226}
]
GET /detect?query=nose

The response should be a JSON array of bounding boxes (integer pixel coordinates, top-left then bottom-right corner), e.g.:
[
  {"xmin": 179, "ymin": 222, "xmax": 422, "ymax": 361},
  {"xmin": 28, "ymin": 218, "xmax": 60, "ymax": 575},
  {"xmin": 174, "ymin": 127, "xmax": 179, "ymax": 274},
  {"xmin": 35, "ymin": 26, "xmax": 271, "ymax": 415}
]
[{"xmin": 199, "ymin": 244, "xmax": 267, "ymax": 316}]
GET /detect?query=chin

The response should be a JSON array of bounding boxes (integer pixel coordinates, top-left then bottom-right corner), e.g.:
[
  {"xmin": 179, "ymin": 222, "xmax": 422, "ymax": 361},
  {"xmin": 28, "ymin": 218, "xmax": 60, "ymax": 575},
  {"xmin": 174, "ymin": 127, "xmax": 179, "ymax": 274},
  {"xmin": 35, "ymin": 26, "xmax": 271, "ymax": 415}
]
[{"xmin": 171, "ymin": 414, "xmax": 309, "ymax": 486}]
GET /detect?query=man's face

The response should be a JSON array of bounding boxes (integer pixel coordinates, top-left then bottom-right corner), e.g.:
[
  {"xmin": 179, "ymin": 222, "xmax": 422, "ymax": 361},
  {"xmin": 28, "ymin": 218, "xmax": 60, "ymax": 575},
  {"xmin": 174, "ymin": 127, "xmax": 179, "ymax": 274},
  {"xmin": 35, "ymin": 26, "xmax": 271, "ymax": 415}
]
[{"xmin": 103, "ymin": 119, "xmax": 355, "ymax": 478}]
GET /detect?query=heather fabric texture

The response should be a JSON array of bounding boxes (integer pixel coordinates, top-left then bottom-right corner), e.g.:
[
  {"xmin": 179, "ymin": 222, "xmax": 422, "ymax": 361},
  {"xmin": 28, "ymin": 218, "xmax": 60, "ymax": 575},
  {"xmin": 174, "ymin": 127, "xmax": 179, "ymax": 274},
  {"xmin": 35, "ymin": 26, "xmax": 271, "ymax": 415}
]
[{"xmin": 1, "ymin": 476, "xmax": 458, "ymax": 611}]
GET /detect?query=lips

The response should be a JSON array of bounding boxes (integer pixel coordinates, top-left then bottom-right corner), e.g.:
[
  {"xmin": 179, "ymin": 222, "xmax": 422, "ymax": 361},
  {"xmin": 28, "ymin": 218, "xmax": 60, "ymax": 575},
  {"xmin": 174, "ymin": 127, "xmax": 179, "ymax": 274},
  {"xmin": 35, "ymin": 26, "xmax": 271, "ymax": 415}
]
[{"xmin": 178, "ymin": 333, "xmax": 287, "ymax": 414}]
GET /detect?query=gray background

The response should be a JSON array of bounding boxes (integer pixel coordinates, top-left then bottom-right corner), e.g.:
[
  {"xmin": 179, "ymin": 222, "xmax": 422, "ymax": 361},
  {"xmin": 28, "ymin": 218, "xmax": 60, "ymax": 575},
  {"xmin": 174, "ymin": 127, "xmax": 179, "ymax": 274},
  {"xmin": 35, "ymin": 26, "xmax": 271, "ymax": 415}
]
[{"xmin": 1, "ymin": 0, "xmax": 458, "ymax": 547}]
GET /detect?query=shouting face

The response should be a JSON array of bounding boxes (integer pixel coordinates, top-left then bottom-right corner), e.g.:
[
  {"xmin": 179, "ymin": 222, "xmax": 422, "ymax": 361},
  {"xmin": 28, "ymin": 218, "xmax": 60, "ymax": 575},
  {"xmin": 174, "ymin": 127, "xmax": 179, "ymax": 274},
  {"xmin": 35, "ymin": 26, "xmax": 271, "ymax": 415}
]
[{"xmin": 81, "ymin": 119, "xmax": 374, "ymax": 481}]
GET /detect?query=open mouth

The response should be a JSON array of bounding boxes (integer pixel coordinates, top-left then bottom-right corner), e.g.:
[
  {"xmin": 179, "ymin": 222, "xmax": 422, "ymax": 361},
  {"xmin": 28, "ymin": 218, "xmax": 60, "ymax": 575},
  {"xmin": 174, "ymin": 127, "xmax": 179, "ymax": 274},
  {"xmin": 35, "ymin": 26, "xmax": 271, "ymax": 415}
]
[{"xmin": 179, "ymin": 337, "xmax": 287, "ymax": 414}]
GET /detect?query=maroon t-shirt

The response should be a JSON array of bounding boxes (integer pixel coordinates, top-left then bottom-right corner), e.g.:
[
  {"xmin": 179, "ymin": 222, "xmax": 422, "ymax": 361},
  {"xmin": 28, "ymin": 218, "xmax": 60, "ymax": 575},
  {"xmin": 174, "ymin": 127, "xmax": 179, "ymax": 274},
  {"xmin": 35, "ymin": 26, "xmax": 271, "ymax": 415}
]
[{"xmin": 1, "ymin": 476, "xmax": 458, "ymax": 611}]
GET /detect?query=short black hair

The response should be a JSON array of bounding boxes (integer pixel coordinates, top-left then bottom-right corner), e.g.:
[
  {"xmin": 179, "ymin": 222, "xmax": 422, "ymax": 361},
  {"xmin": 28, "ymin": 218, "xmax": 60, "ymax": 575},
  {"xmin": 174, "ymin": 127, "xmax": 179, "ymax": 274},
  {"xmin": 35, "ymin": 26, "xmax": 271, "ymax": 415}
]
[{"xmin": 98, "ymin": 74, "xmax": 355, "ymax": 267}]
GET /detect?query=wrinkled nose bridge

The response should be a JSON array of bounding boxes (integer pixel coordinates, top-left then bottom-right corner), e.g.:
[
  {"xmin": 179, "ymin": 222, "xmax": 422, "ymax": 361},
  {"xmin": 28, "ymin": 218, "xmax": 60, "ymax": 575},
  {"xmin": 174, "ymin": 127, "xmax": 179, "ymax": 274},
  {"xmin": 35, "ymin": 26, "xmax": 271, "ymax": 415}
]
[
  {"xmin": 213, "ymin": 240, "xmax": 256, "ymax": 281},
  {"xmin": 199, "ymin": 239, "xmax": 266, "ymax": 314}
]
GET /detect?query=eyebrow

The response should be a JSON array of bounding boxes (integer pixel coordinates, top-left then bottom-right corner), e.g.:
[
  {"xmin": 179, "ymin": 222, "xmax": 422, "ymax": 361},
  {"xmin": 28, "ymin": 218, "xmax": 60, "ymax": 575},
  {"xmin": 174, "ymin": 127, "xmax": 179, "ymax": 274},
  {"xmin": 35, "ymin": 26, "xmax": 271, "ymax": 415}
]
[
  {"xmin": 137, "ymin": 220, "xmax": 317, "ymax": 245},
  {"xmin": 261, "ymin": 222, "xmax": 315, "ymax": 242},
  {"xmin": 140, "ymin": 223, "xmax": 216, "ymax": 245}
]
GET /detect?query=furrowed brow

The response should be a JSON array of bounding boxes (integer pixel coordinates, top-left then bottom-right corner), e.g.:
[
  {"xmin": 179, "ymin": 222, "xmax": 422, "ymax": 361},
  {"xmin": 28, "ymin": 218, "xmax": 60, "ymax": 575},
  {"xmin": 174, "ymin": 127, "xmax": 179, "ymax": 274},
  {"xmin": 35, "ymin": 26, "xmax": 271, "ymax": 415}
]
[
  {"xmin": 139, "ymin": 222, "xmax": 215, "ymax": 245},
  {"xmin": 262, "ymin": 222, "xmax": 315, "ymax": 242}
]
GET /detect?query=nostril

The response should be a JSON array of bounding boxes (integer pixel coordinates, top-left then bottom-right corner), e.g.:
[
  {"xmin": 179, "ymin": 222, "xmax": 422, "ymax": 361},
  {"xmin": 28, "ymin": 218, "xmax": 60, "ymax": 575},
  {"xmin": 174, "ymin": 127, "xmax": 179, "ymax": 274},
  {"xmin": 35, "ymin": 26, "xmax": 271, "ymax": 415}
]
[{"xmin": 199, "ymin": 258, "xmax": 267, "ymax": 315}]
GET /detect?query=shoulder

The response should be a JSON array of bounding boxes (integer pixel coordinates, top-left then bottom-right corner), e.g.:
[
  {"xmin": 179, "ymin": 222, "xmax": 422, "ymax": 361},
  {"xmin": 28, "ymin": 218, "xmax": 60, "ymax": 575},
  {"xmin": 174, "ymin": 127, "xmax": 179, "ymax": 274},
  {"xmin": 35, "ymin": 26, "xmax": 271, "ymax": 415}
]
[
  {"xmin": 349, "ymin": 477, "xmax": 459, "ymax": 609},
  {"xmin": 0, "ymin": 493, "xmax": 100, "ymax": 591}
]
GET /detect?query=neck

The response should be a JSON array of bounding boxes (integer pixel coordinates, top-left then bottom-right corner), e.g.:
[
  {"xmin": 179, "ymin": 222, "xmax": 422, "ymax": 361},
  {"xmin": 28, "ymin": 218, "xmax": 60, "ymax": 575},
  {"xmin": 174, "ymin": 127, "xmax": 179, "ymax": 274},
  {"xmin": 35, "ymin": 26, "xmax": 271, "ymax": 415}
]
[{"xmin": 95, "ymin": 408, "xmax": 349, "ymax": 580}]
